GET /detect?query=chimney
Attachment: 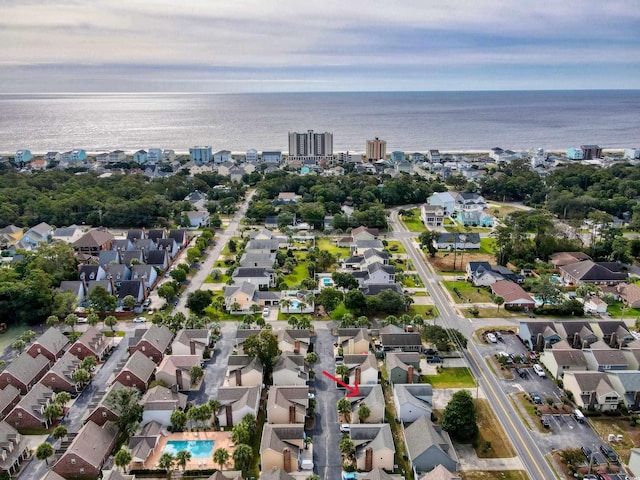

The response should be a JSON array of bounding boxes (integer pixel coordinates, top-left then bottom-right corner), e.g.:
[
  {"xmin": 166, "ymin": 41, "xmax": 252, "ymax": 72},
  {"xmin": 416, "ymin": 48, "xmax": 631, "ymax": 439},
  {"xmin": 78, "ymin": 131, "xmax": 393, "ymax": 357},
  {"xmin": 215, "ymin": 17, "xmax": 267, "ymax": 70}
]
[
  {"xmin": 289, "ymin": 405, "xmax": 296, "ymax": 423},
  {"xmin": 610, "ymin": 332, "xmax": 618, "ymax": 348},
  {"xmin": 536, "ymin": 333, "xmax": 544, "ymax": 352},
  {"xmin": 365, "ymin": 447, "xmax": 373, "ymax": 471},
  {"xmin": 80, "ymin": 272, "xmax": 88, "ymax": 294},
  {"xmin": 175, "ymin": 369, "xmax": 183, "ymax": 391},
  {"xmin": 225, "ymin": 404, "xmax": 233, "ymax": 426},
  {"xmin": 294, "ymin": 340, "xmax": 301, "ymax": 354},
  {"xmin": 355, "ymin": 367, "xmax": 362, "ymax": 385},
  {"xmin": 108, "ymin": 274, "xmax": 115, "ymax": 294},
  {"xmin": 190, "ymin": 341, "xmax": 196, "ymax": 355},
  {"xmin": 588, "ymin": 391, "xmax": 597, "ymax": 410},
  {"xmin": 235, "ymin": 368, "xmax": 242, "ymax": 386},
  {"xmin": 573, "ymin": 332, "xmax": 581, "ymax": 349},
  {"xmin": 407, "ymin": 365, "xmax": 414, "ymax": 384},
  {"xmin": 283, "ymin": 448, "xmax": 291, "ymax": 472}
]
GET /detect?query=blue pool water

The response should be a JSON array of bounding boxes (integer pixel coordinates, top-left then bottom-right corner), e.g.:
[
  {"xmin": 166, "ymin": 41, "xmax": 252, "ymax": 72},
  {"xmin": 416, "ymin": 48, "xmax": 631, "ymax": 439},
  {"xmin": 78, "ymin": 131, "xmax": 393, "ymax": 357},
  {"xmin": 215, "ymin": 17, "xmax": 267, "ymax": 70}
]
[
  {"xmin": 291, "ymin": 300, "xmax": 299, "ymax": 309},
  {"xmin": 323, "ymin": 278, "xmax": 332, "ymax": 285},
  {"xmin": 163, "ymin": 440, "xmax": 214, "ymax": 458}
]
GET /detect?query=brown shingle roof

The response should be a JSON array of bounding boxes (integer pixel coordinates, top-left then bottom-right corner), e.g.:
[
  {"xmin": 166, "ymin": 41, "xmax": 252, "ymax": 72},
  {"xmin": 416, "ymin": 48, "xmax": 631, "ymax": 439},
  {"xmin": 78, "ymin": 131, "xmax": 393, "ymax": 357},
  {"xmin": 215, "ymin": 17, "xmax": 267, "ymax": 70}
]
[{"xmin": 72, "ymin": 228, "xmax": 114, "ymax": 248}]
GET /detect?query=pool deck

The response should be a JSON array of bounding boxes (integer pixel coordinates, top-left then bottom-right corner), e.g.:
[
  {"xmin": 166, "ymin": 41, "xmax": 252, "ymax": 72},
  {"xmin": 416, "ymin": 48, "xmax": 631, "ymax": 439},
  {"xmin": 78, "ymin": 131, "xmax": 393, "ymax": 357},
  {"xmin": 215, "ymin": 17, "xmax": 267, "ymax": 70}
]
[{"xmin": 143, "ymin": 430, "xmax": 236, "ymax": 470}]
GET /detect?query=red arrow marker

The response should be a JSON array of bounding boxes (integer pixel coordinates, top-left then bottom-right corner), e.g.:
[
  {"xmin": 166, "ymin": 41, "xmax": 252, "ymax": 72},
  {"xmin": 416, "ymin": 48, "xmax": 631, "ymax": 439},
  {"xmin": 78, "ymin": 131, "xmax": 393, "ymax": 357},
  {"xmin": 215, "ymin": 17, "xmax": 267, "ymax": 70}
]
[{"xmin": 322, "ymin": 371, "xmax": 361, "ymax": 397}]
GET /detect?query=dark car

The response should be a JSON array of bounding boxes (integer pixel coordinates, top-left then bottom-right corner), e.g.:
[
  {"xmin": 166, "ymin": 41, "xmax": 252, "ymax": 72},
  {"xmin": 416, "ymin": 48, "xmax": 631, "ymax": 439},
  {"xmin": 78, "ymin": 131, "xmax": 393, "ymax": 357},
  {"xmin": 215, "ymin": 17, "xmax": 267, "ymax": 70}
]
[
  {"xmin": 423, "ymin": 348, "xmax": 437, "ymax": 356},
  {"xmin": 600, "ymin": 444, "xmax": 618, "ymax": 463},
  {"xmin": 530, "ymin": 392, "xmax": 542, "ymax": 404},
  {"xmin": 427, "ymin": 355, "xmax": 443, "ymax": 364},
  {"xmin": 540, "ymin": 416, "xmax": 551, "ymax": 428},
  {"xmin": 582, "ymin": 446, "xmax": 592, "ymax": 460}
]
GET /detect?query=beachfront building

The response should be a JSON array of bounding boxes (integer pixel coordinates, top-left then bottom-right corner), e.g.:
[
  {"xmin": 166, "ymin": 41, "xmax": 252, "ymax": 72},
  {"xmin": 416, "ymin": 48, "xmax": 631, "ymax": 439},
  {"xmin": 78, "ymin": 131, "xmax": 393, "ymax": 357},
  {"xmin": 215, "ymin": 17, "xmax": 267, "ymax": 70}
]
[
  {"xmin": 624, "ymin": 148, "xmax": 640, "ymax": 160},
  {"xmin": 581, "ymin": 145, "xmax": 602, "ymax": 160},
  {"xmin": 147, "ymin": 148, "xmax": 163, "ymax": 163},
  {"xmin": 246, "ymin": 149, "xmax": 258, "ymax": 162},
  {"xmin": 214, "ymin": 150, "xmax": 232, "ymax": 164},
  {"xmin": 391, "ymin": 151, "xmax": 405, "ymax": 163},
  {"xmin": 288, "ymin": 130, "xmax": 333, "ymax": 157},
  {"xmin": 189, "ymin": 146, "xmax": 212, "ymax": 165},
  {"xmin": 133, "ymin": 150, "xmax": 148, "ymax": 164},
  {"xmin": 13, "ymin": 150, "xmax": 31, "ymax": 166},
  {"xmin": 366, "ymin": 137, "xmax": 386, "ymax": 161},
  {"xmin": 262, "ymin": 151, "xmax": 282, "ymax": 164},
  {"xmin": 567, "ymin": 147, "xmax": 583, "ymax": 160}
]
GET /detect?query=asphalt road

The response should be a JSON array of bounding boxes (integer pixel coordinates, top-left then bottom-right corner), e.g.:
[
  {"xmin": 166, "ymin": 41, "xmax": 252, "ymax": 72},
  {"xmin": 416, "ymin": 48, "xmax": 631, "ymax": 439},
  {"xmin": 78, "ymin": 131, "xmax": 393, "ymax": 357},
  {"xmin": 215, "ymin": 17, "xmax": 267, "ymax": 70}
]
[
  {"xmin": 388, "ymin": 209, "xmax": 556, "ymax": 480},
  {"xmin": 312, "ymin": 325, "xmax": 342, "ymax": 480}
]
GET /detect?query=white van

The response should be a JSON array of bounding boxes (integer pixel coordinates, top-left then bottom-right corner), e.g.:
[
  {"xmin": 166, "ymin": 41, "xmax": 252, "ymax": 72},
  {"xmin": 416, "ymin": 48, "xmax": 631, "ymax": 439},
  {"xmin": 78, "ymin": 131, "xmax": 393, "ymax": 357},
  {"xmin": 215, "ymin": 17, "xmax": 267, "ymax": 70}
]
[
  {"xmin": 533, "ymin": 364, "xmax": 546, "ymax": 378},
  {"xmin": 300, "ymin": 446, "xmax": 314, "ymax": 470},
  {"xmin": 573, "ymin": 409, "xmax": 585, "ymax": 423}
]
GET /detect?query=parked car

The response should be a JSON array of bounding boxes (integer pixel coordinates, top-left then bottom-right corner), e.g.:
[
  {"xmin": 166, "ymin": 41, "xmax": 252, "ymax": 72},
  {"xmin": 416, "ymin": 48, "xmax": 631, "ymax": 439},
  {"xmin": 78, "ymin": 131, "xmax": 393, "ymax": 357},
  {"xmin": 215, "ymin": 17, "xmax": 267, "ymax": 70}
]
[
  {"xmin": 530, "ymin": 392, "xmax": 542, "ymax": 404},
  {"xmin": 600, "ymin": 444, "xmax": 618, "ymax": 463},
  {"xmin": 133, "ymin": 317, "xmax": 147, "ymax": 323},
  {"xmin": 533, "ymin": 363, "xmax": 546, "ymax": 377},
  {"xmin": 340, "ymin": 424, "xmax": 350, "ymax": 433},
  {"xmin": 486, "ymin": 333, "xmax": 498, "ymax": 343},
  {"xmin": 427, "ymin": 355, "xmax": 443, "ymax": 364},
  {"xmin": 262, "ymin": 307, "xmax": 270, "ymax": 317},
  {"xmin": 581, "ymin": 446, "xmax": 593, "ymax": 460},
  {"xmin": 540, "ymin": 416, "xmax": 551, "ymax": 428}
]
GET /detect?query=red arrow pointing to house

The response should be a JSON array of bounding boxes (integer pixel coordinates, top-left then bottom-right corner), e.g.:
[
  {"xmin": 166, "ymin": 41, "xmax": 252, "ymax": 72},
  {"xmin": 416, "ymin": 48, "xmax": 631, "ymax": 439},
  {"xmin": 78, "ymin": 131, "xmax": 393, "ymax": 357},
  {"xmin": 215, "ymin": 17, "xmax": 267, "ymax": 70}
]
[{"xmin": 322, "ymin": 371, "xmax": 361, "ymax": 397}]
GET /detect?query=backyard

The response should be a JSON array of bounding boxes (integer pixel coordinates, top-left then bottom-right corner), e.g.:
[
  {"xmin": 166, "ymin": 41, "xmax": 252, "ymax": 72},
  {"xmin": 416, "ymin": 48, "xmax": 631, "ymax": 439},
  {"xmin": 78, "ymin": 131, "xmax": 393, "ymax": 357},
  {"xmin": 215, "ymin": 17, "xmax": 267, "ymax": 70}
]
[
  {"xmin": 401, "ymin": 209, "xmax": 426, "ymax": 233},
  {"xmin": 423, "ymin": 367, "xmax": 477, "ymax": 388},
  {"xmin": 443, "ymin": 281, "xmax": 493, "ymax": 304},
  {"xmin": 315, "ymin": 237, "xmax": 351, "ymax": 258}
]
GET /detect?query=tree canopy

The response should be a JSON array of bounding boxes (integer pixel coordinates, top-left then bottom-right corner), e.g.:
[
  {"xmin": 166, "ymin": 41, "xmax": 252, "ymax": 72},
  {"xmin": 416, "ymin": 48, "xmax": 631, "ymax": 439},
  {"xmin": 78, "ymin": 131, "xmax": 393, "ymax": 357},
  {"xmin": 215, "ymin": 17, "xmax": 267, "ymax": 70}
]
[{"xmin": 441, "ymin": 389, "xmax": 478, "ymax": 441}]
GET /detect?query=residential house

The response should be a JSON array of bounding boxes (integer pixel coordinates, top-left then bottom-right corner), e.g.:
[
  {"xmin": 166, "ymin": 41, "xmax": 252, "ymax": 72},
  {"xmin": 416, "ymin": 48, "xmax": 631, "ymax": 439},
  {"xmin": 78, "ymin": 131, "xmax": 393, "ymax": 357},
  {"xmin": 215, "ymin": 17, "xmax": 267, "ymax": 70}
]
[
  {"xmin": 420, "ymin": 205, "xmax": 445, "ymax": 228},
  {"xmin": 275, "ymin": 192, "xmax": 302, "ymax": 205},
  {"xmin": 350, "ymin": 424, "xmax": 395, "ymax": 471},
  {"xmin": 466, "ymin": 262, "xmax": 503, "ymax": 287},
  {"xmin": 239, "ymin": 252, "xmax": 276, "ymax": 268},
  {"xmin": 0, "ymin": 225, "xmax": 23, "ymax": 247},
  {"xmin": 16, "ymin": 222, "xmax": 52, "ymax": 250},
  {"xmin": 267, "ymin": 386, "xmax": 309, "ymax": 424},
  {"xmin": 607, "ymin": 371, "xmax": 640, "ymax": 412},
  {"xmin": 128, "ymin": 325, "xmax": 174, "ymax": 364},
  {"xmin": 79, "ymin": 264, "xmax": 107, "ymax": 282},
  {"xmin": 343, "ymin": 354, "xmax": 379, "ymax": 386},
  {"xmin": 40, "ymin": 352, "xmax": 82, "ymax": 393},
  {"xmin": 404, "ymin": 415, "xmax": 459, "ymax": 476},
  {"xmin": 0, "ymin": 386, "xmax": 20, "ymax": 418},
  {"xmin": 214, "ymin": 150, "xmax": 232, "ymax": 164},
  {"xmin": 556, "ymin": 321, "xmax": 598, "ymax": 348},
  {"xmin": 216, "ymin": 386, "xmax": 262, "ymax": 427},
  {"xmin": 559, "ymin": 260, "xmax": 627, "ymax": 286},
  {"xmin": 224, "ymin": 282, "xmax": 281, "ymax": 313},
  {"xmin": 112, "ymin": 351, "xmax": 156, "ymax": 392},
  {"xmin": 83, "ymin": 382, "xmax": 125, "ymax": 426},
  {"xmin": 616, "ymin": 283, "xmax": 640, "ymax": 308},
  {"xmin": 183, "ymin": 210, "xmax": 210, "ymax": 228},
  {"xmin": 380, "ymin": 332, "xmax": 422, "ymax": 352},
  {"xmin": 131, "ymin": 264, "xmax": 158, "ymax": 287},
  {"xmin": 146, "ymin": 249, "xmax": 169, "ymax": 270},
  {"xmin": 52, "ymin": 225, "xmax": 84, "ymax": 244},
  {"xmin": 272, "ymin": 353, "xmax": 309, "ymax": 387},
  {"xmin": 0, "ymin": 421, "xmax": 30, "ymax": 476},
  {"xmin": 73, "ymin": 228, "xmax": 114, "ymax": 254},
  {"xmin": 567, "ymin": 147, "xmax": 584, "ymax": 160},
  {"xmin": 5, "ymin": 383, "xmax": 56, "ymax": 431},
  {"xmin": 26, "ymin": 327, "xmax": 69, "ymax": 362},
  {"xmin": 594, "ymin": 321, "xmax": 634, "ymax": 347},
  {"xmin": 435, "ymin": 233, "xmax": 481, "ymax": 251},
  {"xmin": 623, "ymin": 340, "xmax": 640, "ymax": 370},
  {"xmin": 456, "ymin": 209, "xmax": 493, "ymax": 227},
  {"xmin": 146, "ymin": 148, "xmax": 163, "ymax": 163},
  {"xmin": 117, "ymin": 279, "xmax": 146, "ymax": 305},
  {"xmin": 157, "ymin": 238, "xmax": 179, "ymax": 258},
  {"xmin": 337, "ymin": 328, "xmax": 370, "ymax": 355},
  {"xmin": 419, "ymin": 465, "xmax": 461, "ymax": 480},
  {"xmin": 549, "ymin": 251, "xmax": 592, "ymax": 268},
  {"xmin": 141, "ymin": 385, "xmax": 187, "ymax": 427},
  {"xmin": 155, "ymin": 355, "xmax": 201, "ymax": 391},
  {"xmin": 260, "ymin": 469, "xmax": 295, "ymax": 480},
  {"xmin": 581, "ymin": 145, "xmax": 602, "ymax": 160},
  {"xmin": 262, "ymin": 151, "xmax": 282, "ymax": 164},
  {"xmin": 343, "ymin": 249, "xmax": 390, "ymax": 270},
  {"xmin": 349, "ymin": 384, "xmax": 385, "ymax": 424},
  {"xmin": 128, "ymin": 421, "xmax": 163, "ymax": 471},
  {"xmin": 385, "ymin": 352, "xmax": 421, "ymax": 384},
  {"xmin": 133, "ymin": 150, "xmax": 148, "ymax": 164},
  {"xmin": 582, "ymin": 341, "xmax": 629, "ymax": 372},
  {"xmin": 427, "ymin": 192, "xmax": 458, "ymax": 216},
  {"xmin": 189, "ymin": 146, "xmax": 212, "ymax": 164},
  {"xmin": 393, "ymin": 384, "xmax": 433, "ymax": 422},
  {"xmin": 245, "ymin": 238, "xmax": 281, "ymax": 254},
  {"xmin": 231, "ymin": 267, "xmax": 277, "ymax": 289},
  {"xmin": 352, "ymin": 226, "xmax": 379, "ymax": 241},
  {"xmin": 168, "ymin": 229, "xmax": 189, "ymax": 248},
  {"xmin": 225, "ymin": 356, "xmax": 264, "ymax": 387},
  {"xmin": 276, "ymin": 330, "xmax": 312, "ymax": 356},
  {"xmin": 0, "ymin": 353, "xmax": 51, "ymax": 394},
  {"xmin": 563, "ymin": 371, "xmax": 621, "ymax": 411},
  {"xmin": 351, "ymin": 239, "xmax": 385, "ymax": 256},
  {"xmin": 584, "ymin": 296, "xmax": 608, "ymax": 315},
  {"xmin": 70, "ymin": 326, "xmax": 112, "ymax": 360},
  {"xmin": 171, "ymin": 329, "xmax": 211, "ymax": 359},
  {"xmin": 353, "ymin": 262, "xmax": 396, "ymax": 287},
  {"xmin": 108, "ymin": 150, "xmax": 127, "ymax": 163},
  {"xmin": 13, "ymin": 150, "xmax": 32, "ymax": 165},
  {"xmin": 490, "ymin": 281, "xmax": 536, "ymax": 311},
  {"xmin": 518, "ymin": 321, "xmax": 561, "ymax": 350},
  {"xmin": 103, "ymin": 264, "xmax": 132, "ymax": 288},
  {"xmin": 539, "ymin": 341, "xmax": 588, "ymax": 379},
  {"xmin": 260, "ymin": 424, "xmax": 306, "ymax": 473},
  {"xmin": 52, "ymin": 420, "xmax": 118, "ymax": 479},
  {"xmin": 162, "ymin": 149, "xmax": 176, "ymax": 162}
]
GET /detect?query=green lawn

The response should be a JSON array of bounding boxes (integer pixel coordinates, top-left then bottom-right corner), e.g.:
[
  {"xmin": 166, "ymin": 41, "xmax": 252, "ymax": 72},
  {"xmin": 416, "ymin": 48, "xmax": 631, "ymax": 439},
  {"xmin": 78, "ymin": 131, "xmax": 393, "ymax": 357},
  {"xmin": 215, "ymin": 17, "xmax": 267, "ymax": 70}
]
[
  {"xmin": 283, "ymin": 260, "xmax": 310, "ymax": 287},
  {"xmin": 462, "ymin": 307, "xmax": 522, "ymax": 318},
  {"xmin": 401, "ymin": 275, "xmax": 424, "ymax": 288},
  {"xmin": 315, "ymin": 237, "xmax": 351, "ymax": 258},
  {"xmin": 423, "ymin": 367, "xmax": 477, "ymax": 388},
  {"xmin": 385, "ymin": 240, "xmax": 406, "ymax": 254},
  {"xmin": 479, "ymin": 237, "xmax": 496, "ymax": 254},
  {"xmin": 220, "ymin": 236, "xmax": 242, "ymax": 256},
  {"xmin": 443, "ymin": 281, "xmax": 493, "ymax": 303},
  {"xmin": 409, "ymin": 305, "xmax": 438, "ymax": 317},
  {"xmin": 607, "ymin": 301, "xmax": 640, "ymax": 319},
  {"xmin": 402, "ymin": 209, "xmax": 426, "ymax": 233}
]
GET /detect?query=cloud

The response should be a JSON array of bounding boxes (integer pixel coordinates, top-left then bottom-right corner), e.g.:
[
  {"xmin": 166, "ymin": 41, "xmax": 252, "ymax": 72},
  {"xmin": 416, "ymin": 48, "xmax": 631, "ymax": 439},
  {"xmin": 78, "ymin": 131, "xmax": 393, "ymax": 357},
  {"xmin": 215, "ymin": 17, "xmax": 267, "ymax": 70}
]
[{"xmin": 0, "ymin": 0, "xmax": 638, "ymax": 91}]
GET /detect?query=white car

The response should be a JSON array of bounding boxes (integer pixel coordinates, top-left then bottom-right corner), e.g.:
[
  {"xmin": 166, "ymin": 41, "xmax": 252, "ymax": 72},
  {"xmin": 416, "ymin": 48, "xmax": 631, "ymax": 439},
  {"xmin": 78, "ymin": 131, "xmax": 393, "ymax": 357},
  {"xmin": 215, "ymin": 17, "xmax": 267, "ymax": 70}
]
[
  {"xmin": 339, "ymin": 424, "xmax": 350, "ymax": 433},
  {"xmin": 133, "ymin": 317, "xmax": 147, "ymax": 323},
  {"xmin": 308, "ymin": 393, "xmax": 315, "ymax": 399},
  {"xmin": 486, "ymin": 333, "xmax": 498, "ymax": 343},
  {"xmin": 262, "ymin": 307, "xmax": 270, "ymax": 317}
]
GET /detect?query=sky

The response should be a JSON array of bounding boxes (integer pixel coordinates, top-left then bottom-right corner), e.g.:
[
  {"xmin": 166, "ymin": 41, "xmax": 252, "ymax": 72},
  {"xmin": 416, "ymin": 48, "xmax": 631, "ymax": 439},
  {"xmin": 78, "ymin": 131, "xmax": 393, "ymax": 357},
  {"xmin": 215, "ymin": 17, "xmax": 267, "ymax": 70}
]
[{"xmin": 1, "ymin": 0, "xmax": 639, "ymax": 93}]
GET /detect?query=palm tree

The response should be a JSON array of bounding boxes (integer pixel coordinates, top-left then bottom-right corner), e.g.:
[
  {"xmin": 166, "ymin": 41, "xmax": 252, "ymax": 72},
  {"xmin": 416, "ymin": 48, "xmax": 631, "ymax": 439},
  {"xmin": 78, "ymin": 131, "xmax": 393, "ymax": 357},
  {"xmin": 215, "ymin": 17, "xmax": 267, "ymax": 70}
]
[
  {"xmin": 281, "ymin": 298, "xmax": 292, "ymax": 313},
  {"xmin": 213, "ymin": 447, "xmax": 230, "ymax": 471},
  {"xmin": 46, "ymin": 315, "xmax": 59, "ymax": 327},
  {"xmin": 339, "ymin": 436, "xmax": 355, "ymax": 456},
  {"xmin": 52, "ymin": 425, "xmax": 68, "ymax": 442},
  {"xmin": 175, "ymin": 449, "xmax": 192, "ymax": 472},
  {"xmin": 114, "ymin": 448, "xmax": 132, "ymax": 472},
  {"xmin": 86, "ymin": 312, "xmax": 99, "ymax": 327},
  {"xmin": 336, "ymin": 365, "xmax": 350, "ymax": 383},
  {"xmin": 232, "ymin": 444, "xmax": 253, "ymax": 474},
  {"xmin": 297, "ymin": 302, "xmax": 307, "ymax": 313},
  {"xmin": 250, "ymin": 304, "xmax": 261, "ymax": 315},
  {"xmin": 230, "ymin": 301, "xmax": 241, "ymax": 313},
  {"xmin": 157, "ymin": 452, "xmax": 175, "ymax": 476},
  {"xmin": 104, "ymin": 315, "xmax": 117, "ymax": 333},
  {"xmin": 55, "ymin": 391, "xmax": 71, "ymax": 406},
  {"xmin": 337, "ymin": 398, "xmax": 351, "ymax": 422},
  {"xmin": 35, "ymin": 442, "xmax": 54, "ymax": 465},
  {"xmin": 65, "ymin": 313, "xmax": 78, "ymax": 333},
  {"xmin": 43, "ymin": 403, "xmax": 63, "ymax": 427},
  {"xmin": 357, "ymin": 403, "xmax": 371, "ymax": 423}
]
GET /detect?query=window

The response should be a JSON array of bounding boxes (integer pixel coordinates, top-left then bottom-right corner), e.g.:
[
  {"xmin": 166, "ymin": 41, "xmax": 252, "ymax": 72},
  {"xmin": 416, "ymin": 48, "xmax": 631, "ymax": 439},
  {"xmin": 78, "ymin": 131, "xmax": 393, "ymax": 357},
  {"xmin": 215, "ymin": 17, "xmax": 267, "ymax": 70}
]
[
  {"xmin": 37, "ymin": 348, "xmax": 41, "ymax": 353},
  {"xmin": 51, "ymin": 377, "xmax": 55, "ymax": 382},
  {"xmin": 141, "ymin": 346, "xmax": 146, "ymax": 352},
  {"xmin": 17, "ymin": 413, "xmax": 22, "ymax": 418},
  {"xmin": 79, "ymin": 468, "xmax": 84, "ymax": 474},
  {"xmin": 126, "ymin": 375, "xmax": 131, "ymax": 380},
  {"xmin": 102, "ymin": 412, "xmax": 107, "ymax": 417},
  {"xmin": 71, "ymin": 459, "xmax": 76, "ymax": 465},
  {"xmin": 77, "ymin": 347, "xmax": 81, "ymax": 352}
]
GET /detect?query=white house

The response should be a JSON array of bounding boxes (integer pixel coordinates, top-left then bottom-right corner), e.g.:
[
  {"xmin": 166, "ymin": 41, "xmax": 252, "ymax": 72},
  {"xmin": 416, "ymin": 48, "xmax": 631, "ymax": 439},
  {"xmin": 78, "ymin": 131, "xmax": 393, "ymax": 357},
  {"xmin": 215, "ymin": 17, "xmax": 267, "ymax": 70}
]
[{"xmin": 141, "ymin": 386, "xmax": 187, "ymax": 427}]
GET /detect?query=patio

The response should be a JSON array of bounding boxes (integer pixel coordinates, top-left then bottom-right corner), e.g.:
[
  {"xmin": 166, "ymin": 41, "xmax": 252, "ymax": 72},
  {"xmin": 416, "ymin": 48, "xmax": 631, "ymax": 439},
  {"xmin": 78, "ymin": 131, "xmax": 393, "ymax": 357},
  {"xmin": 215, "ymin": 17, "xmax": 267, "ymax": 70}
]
[{"xmin": 143, "ymin": 430, "xmax": 236, "ymax": 471}]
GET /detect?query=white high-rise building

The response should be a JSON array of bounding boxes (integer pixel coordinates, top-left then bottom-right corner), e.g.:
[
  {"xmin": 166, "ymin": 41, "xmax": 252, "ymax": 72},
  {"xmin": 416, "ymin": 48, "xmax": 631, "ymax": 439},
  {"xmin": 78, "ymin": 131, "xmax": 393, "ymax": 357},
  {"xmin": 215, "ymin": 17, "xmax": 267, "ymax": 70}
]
[{"xmin": 288, "ymin": 130, "xmax": 333, "ymax": 157}]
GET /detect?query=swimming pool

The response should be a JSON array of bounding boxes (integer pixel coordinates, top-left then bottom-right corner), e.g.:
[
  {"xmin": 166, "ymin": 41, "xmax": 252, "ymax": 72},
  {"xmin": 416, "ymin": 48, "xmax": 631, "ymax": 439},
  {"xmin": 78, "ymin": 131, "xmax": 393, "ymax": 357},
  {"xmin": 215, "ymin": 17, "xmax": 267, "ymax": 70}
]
[
  {"xmin": 323, "ymin": 278, "xmax": 332, "ymax": 286},
  {"xmin": 163, "ymin": 440, "xmax": 214, "ymax": 458},
  {"xmin": 291, "ymin": 300, "xmax": 299, "ymax": 309}
]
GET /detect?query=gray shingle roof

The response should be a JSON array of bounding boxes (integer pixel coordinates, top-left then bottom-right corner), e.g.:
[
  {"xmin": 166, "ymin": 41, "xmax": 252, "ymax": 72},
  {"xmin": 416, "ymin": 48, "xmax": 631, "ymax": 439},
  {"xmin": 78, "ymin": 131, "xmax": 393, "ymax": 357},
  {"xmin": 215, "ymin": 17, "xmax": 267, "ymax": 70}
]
[
  {"xmin": 4, "ymin": 353, "xmax": 50, "ymax": 384},
  {"xmin": 60, "ymin": 420, "xmax": 118, "ymax": 468},
  {"xmin": 33, "ymin": 327, "xmax": 69, "ymax": 357},
  {"xmin": 404, "ymin": 415, "xmax": 456, "ymax": 464},
  {"xmin": 121, "ymin": 350, "xmax": 156, "ymax": 383},
  {"xmin": 260, "ymin": 424, "xmax": 304, "ymax": 454},
  {"xmin": 141, "ymin": 385, "xmax": 187, "ymax": 410}
]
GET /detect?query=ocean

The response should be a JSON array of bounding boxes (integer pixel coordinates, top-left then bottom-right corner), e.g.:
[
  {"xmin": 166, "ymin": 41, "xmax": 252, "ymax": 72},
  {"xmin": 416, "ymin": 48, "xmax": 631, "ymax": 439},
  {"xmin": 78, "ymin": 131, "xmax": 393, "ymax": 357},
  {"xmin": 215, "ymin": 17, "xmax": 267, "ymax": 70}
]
[{"xmin": 0, "ymin": 90, "xmax": 639, "ymax": 153}]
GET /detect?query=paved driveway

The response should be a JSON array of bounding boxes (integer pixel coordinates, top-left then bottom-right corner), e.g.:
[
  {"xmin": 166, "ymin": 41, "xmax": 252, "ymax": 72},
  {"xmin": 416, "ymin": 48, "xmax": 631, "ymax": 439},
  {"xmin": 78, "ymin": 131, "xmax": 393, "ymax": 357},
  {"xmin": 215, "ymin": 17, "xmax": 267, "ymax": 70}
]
[
  {"xmin": 188, "ymin": 322, "xmax": 236, "ymax": 404},
  {"xmin": 312, "ymin": 325, "xmax": 342, "ymax": 480}
]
